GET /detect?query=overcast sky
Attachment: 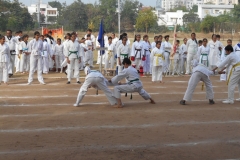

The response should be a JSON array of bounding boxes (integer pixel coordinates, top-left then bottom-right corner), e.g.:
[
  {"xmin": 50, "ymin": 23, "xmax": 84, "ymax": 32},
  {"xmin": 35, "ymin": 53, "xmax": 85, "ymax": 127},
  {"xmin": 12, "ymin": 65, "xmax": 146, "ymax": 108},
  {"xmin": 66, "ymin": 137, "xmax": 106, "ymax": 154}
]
[{"xmin": 20, "ymin": 0, "xmax": 156, "ymax": 7}]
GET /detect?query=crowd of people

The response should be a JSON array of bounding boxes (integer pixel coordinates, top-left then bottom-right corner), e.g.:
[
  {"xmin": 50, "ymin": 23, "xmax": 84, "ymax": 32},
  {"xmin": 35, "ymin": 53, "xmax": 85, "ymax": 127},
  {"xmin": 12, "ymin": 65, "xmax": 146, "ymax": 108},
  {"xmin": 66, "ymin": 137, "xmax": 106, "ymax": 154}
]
[{"xmin": 0, "ymin": 29, "xmax": 240, "ymax": 106}]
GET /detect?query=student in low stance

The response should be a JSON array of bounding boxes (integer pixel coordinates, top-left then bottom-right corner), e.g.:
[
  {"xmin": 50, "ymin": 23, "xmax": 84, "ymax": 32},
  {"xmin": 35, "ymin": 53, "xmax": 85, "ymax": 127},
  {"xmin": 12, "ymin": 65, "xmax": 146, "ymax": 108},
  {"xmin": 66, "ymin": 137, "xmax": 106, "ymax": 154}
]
[
  {"xmin": 109, "ymin": 58, "xmax": 155, "ymax": 108},
  {"xmin": 74, "ymin": 66, "xmax": 117, "ymax": 107}
]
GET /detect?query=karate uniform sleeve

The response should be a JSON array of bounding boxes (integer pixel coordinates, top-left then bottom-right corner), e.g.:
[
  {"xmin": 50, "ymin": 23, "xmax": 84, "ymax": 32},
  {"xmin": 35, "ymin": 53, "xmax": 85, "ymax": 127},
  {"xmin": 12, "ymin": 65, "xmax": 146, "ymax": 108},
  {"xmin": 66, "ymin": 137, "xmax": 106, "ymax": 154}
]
[
  {"xmin": 64, "ymin": 43, "xmax": 69, "ymax": 57},
  {"xmin": 111, "ymin": 68, "xmax": 128, "ymax": 84},
  {"xmin": 28, "ymin": 40, "xmax": 33, "ymax": 53},
  {"xmin": 217, "ymin": 55, "xmax": 231, "ymax": 69},
  {"xmin": 128, "ymin": 46, "xmax": 131, "ymax": 57},
  {"xmin": 78, "ymin": 44, "xmax": 83, "ymax": 58},
  {"xmin": 131, "ymin": 42, "xmax": 135, "ymax": 57},
  {"xmin": 117, "ymin": 45, "xmax": 121, "ymax": 58},
  {"xmin": 150, "ymin": 48, "xmax": 155, "ymax": 63},
  {"xmin": 48, "ymin": 45, "xmax": 53, "ymax": 56}
]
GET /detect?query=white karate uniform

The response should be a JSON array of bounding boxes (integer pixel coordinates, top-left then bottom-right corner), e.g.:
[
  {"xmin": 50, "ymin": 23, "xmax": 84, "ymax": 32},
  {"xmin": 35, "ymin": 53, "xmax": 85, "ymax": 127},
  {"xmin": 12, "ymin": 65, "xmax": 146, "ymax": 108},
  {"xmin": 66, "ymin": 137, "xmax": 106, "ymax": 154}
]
[
  {"xmin": 15, "ymin": 36, "xmax": 21, "ymax": 73},
  {"xmin": 28, "ymin": 39, "xmax": 44, "ymax": 83},
  {"xmin": 84, "ymin": 40, "xmax": 94, "ymax": 67},
  {"xmin": 183, "ymin": 64, "xmax": 214, "ymax": 101},
  {"xmin": 233, "ymin": 43, "xmax": 240, "ymax": 58},
  {"xmin": 180, "ymin": 43, "xmax": 187, "ymax": 74},
  {"xmin": 220, "ymin": 47, "xmax": 229, "ymax": 81},
  {"xmin": 65, "ymin": 40, "xmax": 83, "ymax": 82},
  {"xmin": 142, "ymin": 41, "xmax": 152, "ymax": 73},
  {"xmin": 61, "ymin": 40, "xmax": 69, "ymax": 68},
  {"xmin": 117, "ymin": 43, "xmax": 131, "ymax": 74},
  {"xmin": 96, "ymin": 35, "xmax": 107, "ymax": 65},
  {"xmin": 75, "ymin": 71, "xmax": 117, "ymax": 105},
  {"xmin": 172, "ymin": 46, "xmax": 181, "ymax": 75},
  {"xmin": 131, "ymin": 41, "xmax": 143, "ymax": 70},
  {"xmin": 46, "ymin": 38, "xmax": 55, "ymax": 69},
  {"xmin": 208, "ymin": 40, "xmax": 221, "ymax": 69},
  {"xmin": 0, "ymin": 43, "xmax": 10, "ymax": 83},
  {"xmin": 150, "ymin": 47, "xmax": 164, "ymax": 82},
  {"xmin": 5, "ymin": 36, "xmax": 17, "ymax": 74},
  {"xmin": 186, "ymin": 39, "xmax": 198, "ymax": 74},
  {"xmin": 197, "ymin": 45, "xmax": 210, "ymax": 68},
  {"xmin": 79, "ymin": 43, "xmax": 87, "ymax": 69},
  {"xmin": 19, "ymin": 41, "xmax": 30, "ymax": 72},
  {"xmin": 151, "ymin": 42, "xmax": 156, "ymax": 49},
  {"xmin": 53, "ymin": 44, "xmax": 64, "ymax": 71},
  {"xmin": 111, "ymin": 66, "xmax": 151, "ymax": 100},
  {"xmin": 104, "ymin": 43, "xmax": 115, "ymax": 69},
  {"xmin": 162, "ymin": 41, "xmax": 172, "ymax": 73},
  {"xmin": 42, "ymin": 41, "xmax": 52, "ymax": 74},
  {"xmin": 217, "ymin": 52, "xmax": 240, "ymax": 101},
  {"xmin": 112, "ymin": 37, "xmax": 118, "ymax": 45}
]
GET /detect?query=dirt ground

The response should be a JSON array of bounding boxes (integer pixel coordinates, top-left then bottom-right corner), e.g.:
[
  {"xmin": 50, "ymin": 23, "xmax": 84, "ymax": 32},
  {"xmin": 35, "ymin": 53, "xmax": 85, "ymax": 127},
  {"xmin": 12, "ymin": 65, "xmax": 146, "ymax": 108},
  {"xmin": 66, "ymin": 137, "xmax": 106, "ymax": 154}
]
[{"xmin": 0, "ymin": 68, "xmax": 240, "ymax": 160}]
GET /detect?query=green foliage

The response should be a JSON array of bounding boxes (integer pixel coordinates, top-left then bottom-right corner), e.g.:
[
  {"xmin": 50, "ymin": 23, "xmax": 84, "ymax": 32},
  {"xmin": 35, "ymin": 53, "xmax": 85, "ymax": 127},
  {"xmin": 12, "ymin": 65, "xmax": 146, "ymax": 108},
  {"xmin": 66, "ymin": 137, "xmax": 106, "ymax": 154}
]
[
  {"xmin": 135, "ymin": 8, "xmax": 157, "ymax": 33},
  {"xmin": 190, "ymin": 5, "xmax": 198, "ymax": 12},
  {"xmin": 183, "ymin": 12, "xmax": 199, "ymax": 24},
  {"xmin": 169, "ymin": 6, "xmax": 188, "ymax": 12},
  {"xmin": 200, "ymin": 15, "xmax": 218, "ymax": 33}
]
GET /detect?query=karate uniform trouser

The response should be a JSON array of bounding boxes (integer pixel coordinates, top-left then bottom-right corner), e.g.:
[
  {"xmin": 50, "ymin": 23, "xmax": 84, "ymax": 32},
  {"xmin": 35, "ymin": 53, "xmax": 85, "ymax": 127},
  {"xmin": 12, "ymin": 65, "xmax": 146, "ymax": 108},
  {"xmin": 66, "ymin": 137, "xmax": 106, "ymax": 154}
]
[
  {"xmin": 0, "ymin": 62, "xmax": 9, "ymax": 83},
  {"xmin": 15, "ymin": 56, "xmax": 21, "ymax": 72},
  {"xmin": 42, "ymin": 56, "xmax": 49, "ymax": 73},
  {"xmin": 55, "ymin": 55, "xmax": 62, "ymax": 70},
  {"xmin": 183, "ymin": 71, "xmax": 214, "ymax": 101},
  {"xmin": 186, "ymin": 53, "xmax": 196, "ymax": 74},
  {"xmin": 143, "ymin": 54, "xmax": 150, "ymax": 73},
  {"xmin": 228, "ymin": 70, "xmax": 240, "ymax": 101},
  {"xmin": 152, "ymin": 66, "xmax": 162, "ymax": 82},
  {"xmin": 75, "ymin": 77, "xmax": 117, "ymax": 105},
  {"xmin": 20, "ymin": 54, "xmax": 30, "ymax": 72},
  {"xmin": 163, "ymin": 52, "xmax": 170, "ymax": 73},
  {"xmin": 133, "ymin": 58, "xmax": 142, "ymax": 70},
  {"xmin": 113, "ymin": 83, "xmax": 151, "ymax": 100},
  {"xmin": 8, "ymin": 54, "xmax": 15, "ymax": 74},
  {"xmin": 172, "ymin": 59, "xmax": 180, "ymax": 74},
  {"xmin": 220, "ymin": 73, "xmax": 227, "ymax": 81},
  {"xmin": 180, "ymin": 56, "xmax": 187, "ymax": 74},
  {"xmin": 68, "ymin": 58, "xmax": 80, "ymax": 82},
  {"xmin": 28, "ymin": 55, "xmax": 44, "ymax": 83},
  {"xmin": 85, "ymin": 51, "xmax": 93, "ymax": 67}
]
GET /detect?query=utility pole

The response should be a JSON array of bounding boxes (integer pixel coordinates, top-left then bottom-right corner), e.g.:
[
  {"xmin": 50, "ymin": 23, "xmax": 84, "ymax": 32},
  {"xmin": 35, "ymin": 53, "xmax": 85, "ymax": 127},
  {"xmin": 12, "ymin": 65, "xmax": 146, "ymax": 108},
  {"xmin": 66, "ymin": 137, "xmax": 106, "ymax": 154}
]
[{"xmin": 118, "ymin": 0, "xmax": 121, "ymax": 37}]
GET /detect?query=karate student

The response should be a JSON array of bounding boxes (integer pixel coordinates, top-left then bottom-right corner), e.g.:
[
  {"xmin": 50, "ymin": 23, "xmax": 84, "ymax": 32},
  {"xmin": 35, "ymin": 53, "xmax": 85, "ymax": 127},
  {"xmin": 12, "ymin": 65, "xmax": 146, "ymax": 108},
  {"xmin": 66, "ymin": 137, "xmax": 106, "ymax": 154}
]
[
  {"xmin": 208, "ymin": 34, "xmax": 222, "ymax": 70},
  {"xmin": 79, "ymin": 38, "xmax": 87, "ymax": 70},
  {"xmin": 142, "ymin": 35, "xmax": 152, "ymax": 74},
  {"xmin": 197, "ymin": 38, "xmax": 210, "ymax": 67},
  {"xmin": 151, "ymin": 36, "xmax": 159, "ymax": 49},
  {"xmin": 171, "ymin": 40, "xmax": 181, "ymax": 75},
  {"xmin": 19, "ymin": 34, "xmax": 30, "ymax": 74},
  {"xmin": 65, "ymin": 34, "xmax": 83, "ymax": 84},
  {"xmin": 40, "ymin": 35, "xmax": 52, "ymax": 74},
  {"xmin": 27, "ymin": 31, "xmax": 45, "ymax": 85},
  {"xmin": 53, "ymin": 38, "xmax": 64, "ymax": 73},
  {"xmin": 15, "ymin": 37, "xmax": 22, "ymax": 73},
  {"xmin": 186, "ymin": 33, "xmax": 198, "ymax": 75},
  {"xmin": 5, "ymin": 30, "xmax": 17, "ymax": 77},
  {"xmin": 109, "ymin": 58, "xmax": 155, "ymax": 108},
  {"xmin": 180, "ymin": 61, "xmax": 215, "ymax": 105},
  {"xmin": 84, "ymin": 34, "xmax": 94, "ymax": 67},
  {"xmin": 158, "ymin": 35, "xmax": 163, "ymax": 43},
  {"xmin": 162, "ymin": 35, "xmax": 172, "ymax": 74},
  {"xmin": 117, "ymin": 36, "xmax": 131, "ymax": 74},
  {"xmin": 180, "ymin": 38, "xmax": 187, "ymax": 74},
  {"xmin": 150, "ymin": 41, "xmax": 164, "ymax": 82},
  {"xmin": 105, "ymin": 37, "xmax": 115, "ymax": 69},
  {"xmin": 61, "ymin": 33, "xmax": 71, "ymax": 73},
  {"xmin": 0, "ymin": 35, "xmax": 10, "ymax": 85},
  {"xmin": 111, "ymin": 33, "xmax": 118, "ymax": 45},
  {"xmin": 131, "ymin": 34, "xmax": 143, "ymax": 71},
  {"xmin": 220, "ymin": 39, "xmax": 232, "ymax": 81},
  {"xmin": 213, "ymin": 45, "xmax": 240, "ymax": 104},
  {"xmin": 74, "ymin": 66, "xmax": 117, "ymax": 107},
  {"xmin": 233, "ymin": 42, "xmax": 240, "ymax": 58}
]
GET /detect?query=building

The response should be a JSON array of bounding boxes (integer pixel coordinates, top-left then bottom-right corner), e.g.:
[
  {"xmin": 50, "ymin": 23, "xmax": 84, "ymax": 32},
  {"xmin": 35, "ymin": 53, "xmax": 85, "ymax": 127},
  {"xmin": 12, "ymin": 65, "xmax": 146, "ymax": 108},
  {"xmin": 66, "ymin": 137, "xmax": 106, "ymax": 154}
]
[
  {"xmin": 198, "ymin": 4, "xmax": 234, "ymax": 20},
  {"xmin": 28, "ymin": 3, "xmax": 58, "ymax": 25},
  {"xmin": 160, "ymin": 0, "xmax": 204, "ymax": 11},
  {"xmin": 203, "ymin": 0, "xmax": 238, "ymax": 5}
]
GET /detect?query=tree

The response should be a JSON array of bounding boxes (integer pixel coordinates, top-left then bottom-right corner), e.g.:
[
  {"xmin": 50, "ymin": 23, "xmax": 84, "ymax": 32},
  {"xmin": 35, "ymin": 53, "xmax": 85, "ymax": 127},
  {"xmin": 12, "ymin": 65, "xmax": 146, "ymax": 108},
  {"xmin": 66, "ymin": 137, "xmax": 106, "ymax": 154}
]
[
  {"xmin": 135, "ymin": 8, "xmax": 157, "ymax": 33},
  {"xmin": 120, "ymin": 0, "xmax": 140, "ymax": 31},
  {"xmin": 200, "ymin": 15, "xmax": 218, "ymax": 33},
  {"xmin": 169, "ymin": 6, "xmax": 188, "ymax": 12},
  {"xmin": 60, "ymin": 0, "xmax": 88, "ymax": 30},
  {"xmin": 231, "ymin": 4, "xmax": 240, "ymax": 22},
  {"xmin": 191, "ymin": 5, "xmax": 198, "ymax": 12},
  {"xmin": 182, "ymin": 12, "xmax": 199, "ymax": 24},
  {"xmin": 48, "ymin": 1, "xmax": 63, "ymax": 14}
]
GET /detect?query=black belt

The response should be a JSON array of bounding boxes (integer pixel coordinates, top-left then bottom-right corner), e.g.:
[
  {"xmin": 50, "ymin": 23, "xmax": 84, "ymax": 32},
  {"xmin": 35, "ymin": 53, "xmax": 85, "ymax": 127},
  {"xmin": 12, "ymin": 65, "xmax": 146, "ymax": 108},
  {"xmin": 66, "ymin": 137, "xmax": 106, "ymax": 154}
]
[
  {"xmin": 165, "ymin": 51, "xmax": 170, "ymax": 54},
  {"xmin": 144, "ymin": 49, "xmax": 150, "ymax": 56},
  {"xmin": 10, "ymin": 50, "xmax": 16, "ymax": 55},
  {"xmin": 135, "ymin": 48, "xmax": 141, "ymax": 58}
]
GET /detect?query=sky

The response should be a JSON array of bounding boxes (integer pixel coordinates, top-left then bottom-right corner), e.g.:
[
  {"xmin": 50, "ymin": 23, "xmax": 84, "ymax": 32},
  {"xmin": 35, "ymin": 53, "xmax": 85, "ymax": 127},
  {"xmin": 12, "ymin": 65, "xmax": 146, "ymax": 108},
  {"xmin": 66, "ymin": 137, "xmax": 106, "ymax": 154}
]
[{"xmin": 19, "ymin": 0, "xmax": 156, "ymax": 7}]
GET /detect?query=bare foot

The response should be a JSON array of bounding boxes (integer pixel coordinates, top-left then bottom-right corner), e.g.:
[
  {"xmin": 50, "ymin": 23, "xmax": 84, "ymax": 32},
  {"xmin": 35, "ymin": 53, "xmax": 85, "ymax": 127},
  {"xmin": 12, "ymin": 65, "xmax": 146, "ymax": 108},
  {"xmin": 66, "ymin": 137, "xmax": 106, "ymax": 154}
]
[
  {"xmin": 149, "ymin": 98, "xmax": 156, "ymax": 104},
  {"xmin": 4, "ymin": 82, "xmax": 9, "ymax": 85},
  {"xmin": 113, "ymin": 104, "xmax": 123, "ymax": 108},
  {"xmin": 160, "ymin": 81, "xmax": 164, "ymax": 84}
]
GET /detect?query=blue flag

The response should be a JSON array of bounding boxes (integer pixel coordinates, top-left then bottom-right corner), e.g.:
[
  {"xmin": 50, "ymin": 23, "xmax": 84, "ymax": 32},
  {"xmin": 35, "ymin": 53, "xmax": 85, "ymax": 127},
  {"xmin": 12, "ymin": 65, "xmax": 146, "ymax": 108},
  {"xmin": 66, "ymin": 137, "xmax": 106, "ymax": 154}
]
[{"xmin": 97, "ymin": 19, "xmax": 105, "ymax": 55}]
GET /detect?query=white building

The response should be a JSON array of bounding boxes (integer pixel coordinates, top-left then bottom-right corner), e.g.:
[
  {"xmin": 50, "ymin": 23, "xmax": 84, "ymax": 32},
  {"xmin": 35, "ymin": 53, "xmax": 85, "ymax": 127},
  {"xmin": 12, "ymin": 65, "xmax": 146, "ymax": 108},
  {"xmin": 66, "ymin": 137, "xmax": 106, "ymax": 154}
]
[
  {"xmin": 198, "ymin": 4, "xmax": 234, "ymax": 20},
  {"xmin": 203, "ymin": 0, "xmax": 238, "ymax": 5},
  {"xmin": 28, "ymin": 3, "xmax": 58, "ymax": 24},
  {"xmin": 160, "ymin": 0, "xmax": 204, "ymax": 11}
]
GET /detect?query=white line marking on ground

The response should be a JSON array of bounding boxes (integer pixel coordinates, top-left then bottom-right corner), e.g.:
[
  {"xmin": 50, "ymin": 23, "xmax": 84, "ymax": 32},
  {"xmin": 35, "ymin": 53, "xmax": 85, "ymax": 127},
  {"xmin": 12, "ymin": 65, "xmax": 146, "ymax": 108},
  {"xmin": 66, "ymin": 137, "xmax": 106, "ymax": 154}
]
[
  {"xmin": 0, "ymin": 139, "xmax": 240, "ymax": 154},
  {"xmin": 1, "ymin": 120, "xmax": 240, "ymax": 133}
]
